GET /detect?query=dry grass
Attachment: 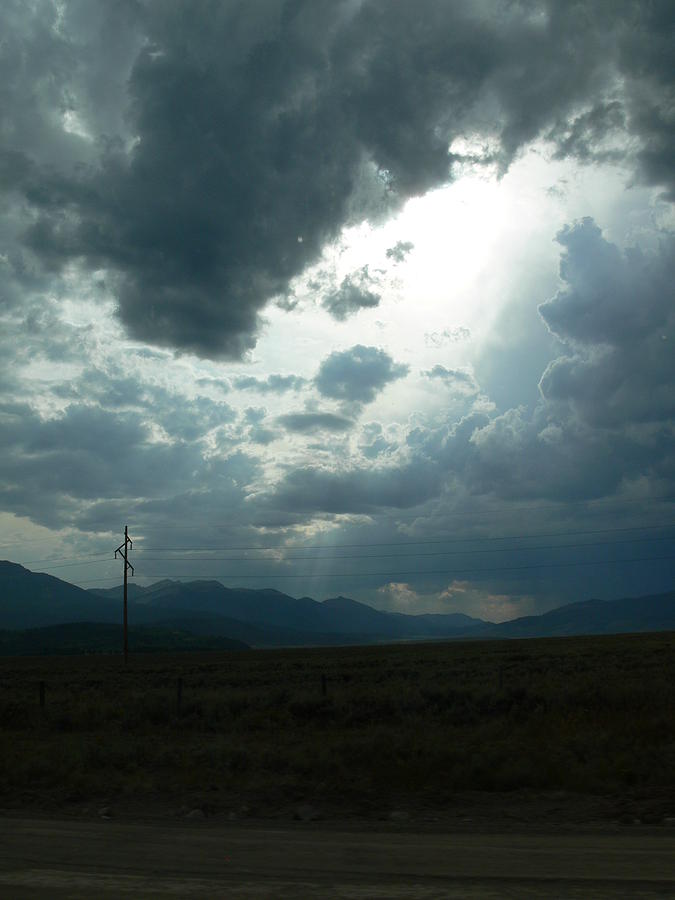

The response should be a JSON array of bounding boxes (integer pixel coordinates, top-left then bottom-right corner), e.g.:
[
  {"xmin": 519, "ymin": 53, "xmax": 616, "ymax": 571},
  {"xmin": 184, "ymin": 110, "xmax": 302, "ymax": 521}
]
[{"xmin": 1, "ymin": 632, "xmax": 674, "ymax": 816}]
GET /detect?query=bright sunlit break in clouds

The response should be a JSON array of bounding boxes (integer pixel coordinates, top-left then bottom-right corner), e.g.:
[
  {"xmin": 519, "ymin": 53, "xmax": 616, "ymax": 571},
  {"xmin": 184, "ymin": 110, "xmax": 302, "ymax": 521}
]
[{"xmin": 0, "ymin": 0, "xmax": 674, "ymax": 621}]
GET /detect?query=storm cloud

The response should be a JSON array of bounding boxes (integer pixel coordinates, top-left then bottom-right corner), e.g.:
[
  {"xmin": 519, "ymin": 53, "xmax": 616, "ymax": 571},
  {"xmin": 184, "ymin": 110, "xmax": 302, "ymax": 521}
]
[
  {"xmin": 539, "ymin": 218, "xmax": 675, "ymax": 428},
  {"xmin": 424, "ymin": 365, "xmax": 479, "ymax": 396},
  {"xmin": 270, "ymin": 219, "xmax": 675, "ymax": 516},
  {"xmin": 277, "ymin": 411, "xmax": 353, "ymax": 433},
  {"xmin": 0, "ymin": 400, "xmax": 208, "ymax": 528},
  {"xmin": 322, "ymin": 266, "xmax": 382, "ymax": 321},
  {"xmin": 268, "ymin": 460, "xmax": 441, "ymax": 515},
  {"xmin": 0, "ymin": 1, "xmax": 674, "ymax": 617},
  {"xmin": 386, "ymin": 241, "xmax": 415, "ymax": 264},
  {"xmin": 439, "ymin": 221, "xmax": 675, "ymax": 502},
  {"xmin": 233, "ymin": 374, "xmax": 307, "ymax": 394},
  {"xmin": 315, "ymin": 345, "xmax": 409, "ymax": 404},
  {"xmin": 2, "ymin": 1, "xmax": 674, "ymax": 356}
]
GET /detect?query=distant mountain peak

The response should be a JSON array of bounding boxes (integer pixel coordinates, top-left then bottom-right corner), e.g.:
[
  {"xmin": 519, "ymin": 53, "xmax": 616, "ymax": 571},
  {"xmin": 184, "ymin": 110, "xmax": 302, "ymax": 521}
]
[
  {"xmin": 3, "ymin": 560, "xmax": 674, "ymax": 648},
  {"xmin": 322, "ymin": 595, "xmax": 360, "ymax": 607}
]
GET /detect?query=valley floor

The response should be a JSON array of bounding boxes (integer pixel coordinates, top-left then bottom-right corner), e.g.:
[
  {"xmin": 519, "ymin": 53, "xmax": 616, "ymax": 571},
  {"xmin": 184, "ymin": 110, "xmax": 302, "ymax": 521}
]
[{"xmin": 1, "ymin": 633, "xmax": 674, "ymax": 828}]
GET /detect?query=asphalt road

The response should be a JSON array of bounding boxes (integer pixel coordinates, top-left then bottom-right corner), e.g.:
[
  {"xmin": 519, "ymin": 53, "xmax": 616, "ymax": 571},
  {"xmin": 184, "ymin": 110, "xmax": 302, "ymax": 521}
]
[{"xmin": 1, "ymin": 817, "xmax": 675, "ymax": 898}]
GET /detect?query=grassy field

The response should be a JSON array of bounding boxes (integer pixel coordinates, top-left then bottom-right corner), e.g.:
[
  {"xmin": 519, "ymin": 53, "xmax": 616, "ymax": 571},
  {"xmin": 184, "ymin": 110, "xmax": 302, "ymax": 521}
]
[{"xmin": 1, "ymin": 632, "xmax": 674, "ymax": 823}]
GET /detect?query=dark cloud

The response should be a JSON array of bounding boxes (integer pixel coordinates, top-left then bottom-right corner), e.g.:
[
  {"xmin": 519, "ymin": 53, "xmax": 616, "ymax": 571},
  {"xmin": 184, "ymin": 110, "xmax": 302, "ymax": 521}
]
[
  {"xmin": 386, "ymin": 240, "xmax": 414, "ymax": 263},
  {"xmin": 1, "ymin": 300, "xmax": 95, "ymax": 366},
  {"xmin": 233, "ymin": 373, "xmax": 307, "ymax": 393},
  {"xmin": 1, "ymin": 3, "xmax": 674, "ymax": 615},
  {"xmin": 548, "ymin": 101, "xmax": 626, "ymax": 164},
  {"xmin": 315, "ymin": 345, "xmax": 409, "ymax": 404},
  {"xmin": 359, "ymin": 422, "xmax": 398, "ymax": 460},
  {"xmin": 244, "ymin": 406, "xmax": 267, "ymax": 425},
  {"xmin": 0, "ymin": 401, "xmax": 203, "ymax": 528},
  {"xmin": 2, "ymin": 1, "xmax": 672, "ymax": 356},
  {"xmin": 277, "ymin": 411, "xmax": 353, "ymax": 433},
  {"xmin": 0, "ymin": 382, "xmax": 272, "ymax": 550},
  {"xmin": 248, "ymin": 425, "xmax": 277, "ymax": 445},
  {"xmin": 541, "ymin": 4, "xmax": 675, "ymax": 200},
  {"xmin": 0, "ymin": 0, "xmax": 143, "ymax": 314},
  {"xmin": 453, "ymin": 407, "xmax": 631, "ymax": 501},
  {"xmin": 152, "ymin": 394, "xmax": 237, "ymax": 442},
  {"xmin": 268, "ymin": 218, "xmax": 675, "ymax": 517},
  {"xmin": 424, "ymin": 365, "xmax": 479, "ymax": 396},
  {"xmin": 322, "ymin": 266, "xmax": 381, "ymax": 320},
  {"xmin": 616, "ymin": 1, "xmax": 675, "ymax": 200},
  {"xmin": 74, "ymin": 445, "xmax": 261, "ymax": 542},
  {"xmin": 539, "ymin": 218, "xmax": 675, "ymax": 428},
  {"xmin": 42, "ymin": 365, "xmax": 238, "ymax": 441},
  {"xmin": 195, "ymin": 375, "xmax": 230, "ymax": 393},
  {"xmin": 433, "ymin": 220, "xmax": 675, "ymax": 501},
  {"xmin": 540, "ymin": 219, "xmax": 672, "ymax": 348},
  {"xmin": 268, "ymin": 461, "xmax": 440, "ymax": 514}
]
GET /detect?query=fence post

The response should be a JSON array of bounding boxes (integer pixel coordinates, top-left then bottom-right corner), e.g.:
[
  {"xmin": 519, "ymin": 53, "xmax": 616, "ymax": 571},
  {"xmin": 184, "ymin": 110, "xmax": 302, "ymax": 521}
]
[
  {"xmin": 39, "ymin": 680, "xmax": 45, "ymax": 708},
  {"xmin": 177, "ymin": 677, "xmax": 183, "ymax": 714},
  {"xmin": 321, "ymin": 674, "xmax": 327, "ymax": 697}
]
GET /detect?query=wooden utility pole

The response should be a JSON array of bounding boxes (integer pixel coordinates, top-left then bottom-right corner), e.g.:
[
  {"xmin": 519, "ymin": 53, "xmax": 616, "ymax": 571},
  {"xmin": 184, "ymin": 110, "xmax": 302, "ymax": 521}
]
[{"xmin": 115, "ymin": 525, "xmax": 134, "ymax": 664}]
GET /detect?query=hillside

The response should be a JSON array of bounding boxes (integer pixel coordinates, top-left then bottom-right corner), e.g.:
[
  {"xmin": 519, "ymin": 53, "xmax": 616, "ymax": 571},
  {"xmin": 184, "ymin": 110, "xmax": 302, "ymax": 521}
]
[
  {"xmin": 0, "ymin": 561, "xmax": 118, "ymax": 628},
  {"xmin": 90, "ymin": 580, "xmax": 488, "ymax": 641},
  {"xmin": 485, "ymin": 590, "xmax": 675, "ymax": 638},
  {"xmin": 3, "ymin": 560, "xmax": 674, "ymax": 651},
  {"xmin": 0, "ymin": 561, "xmax": 487, "ymax": 648}
]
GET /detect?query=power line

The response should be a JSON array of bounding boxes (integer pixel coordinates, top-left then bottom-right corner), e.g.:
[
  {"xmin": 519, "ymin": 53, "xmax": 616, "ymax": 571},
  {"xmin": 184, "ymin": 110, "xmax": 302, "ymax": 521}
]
[
  {"xmin": 130, "ymin": 535, "xmax": 675, "ymax": 563},
  {"xmin": 78, "ymin": 554, "xmax": 675, "ymax": 583},
  {"xmin": 16, "ymin": 523, "xmax": 675, "ymax": 568},
  {"xmin": 135, "ymin": 522, "xmax": 675, "ymax": 553},
  {"xmin": 0, "ymin": 534, "xmax": 117, "ymax": 549},
  {"xmin": 77, "ymin": 576, "xmax": 124, "ymax": 584},
  {"xmin": 2, "ymin": 497, "xmax": 672, "ymax": 549},
  {"xmin": 18, "ymin": 559, "xmax": 117, "ymax": 570},
  {"xmin": 21, "ymin": 552, "xmax": 113, "ymax": 566},
  {"xmin": 132, "ymin": 495, "xmax": 675, "ymax": 529}
]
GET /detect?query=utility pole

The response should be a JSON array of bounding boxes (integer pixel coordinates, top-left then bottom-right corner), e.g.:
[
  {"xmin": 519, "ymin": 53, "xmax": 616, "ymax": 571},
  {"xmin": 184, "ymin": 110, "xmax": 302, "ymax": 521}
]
[{"xmin": 115, "ymin": 525, "xmax": 134, "ymax": 665}]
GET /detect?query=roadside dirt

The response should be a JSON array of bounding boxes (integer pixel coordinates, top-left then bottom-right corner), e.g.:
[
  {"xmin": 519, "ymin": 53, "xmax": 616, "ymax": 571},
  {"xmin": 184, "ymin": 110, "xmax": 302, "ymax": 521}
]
[
  {"xmin": 3, "ymin": 787, "xmax": 675, "ymax": 832},
  {"xmin": 2, "ymin": 813, "xmax": 675, "ymax": 898}
]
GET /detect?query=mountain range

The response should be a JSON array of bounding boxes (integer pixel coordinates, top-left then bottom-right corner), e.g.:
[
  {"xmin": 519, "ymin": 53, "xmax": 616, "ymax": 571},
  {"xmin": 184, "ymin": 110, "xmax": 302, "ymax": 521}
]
[{"xmin": 1, "ymin": 559, "xmax": 674, "ymax": 654}]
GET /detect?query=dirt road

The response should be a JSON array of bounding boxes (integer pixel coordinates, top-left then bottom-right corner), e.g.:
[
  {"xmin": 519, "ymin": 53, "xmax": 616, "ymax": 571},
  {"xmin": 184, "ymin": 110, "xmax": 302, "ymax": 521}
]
[{"xmin": 1, "ymin": 817, "xmax": 675, "ymax": 898}]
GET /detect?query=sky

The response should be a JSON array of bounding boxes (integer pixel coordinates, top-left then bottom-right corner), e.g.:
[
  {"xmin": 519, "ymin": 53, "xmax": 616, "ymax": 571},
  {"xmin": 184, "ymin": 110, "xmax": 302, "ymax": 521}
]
[{"xmin": 0, "ymin": 0, "xmax": 674, "ymax": 623}]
